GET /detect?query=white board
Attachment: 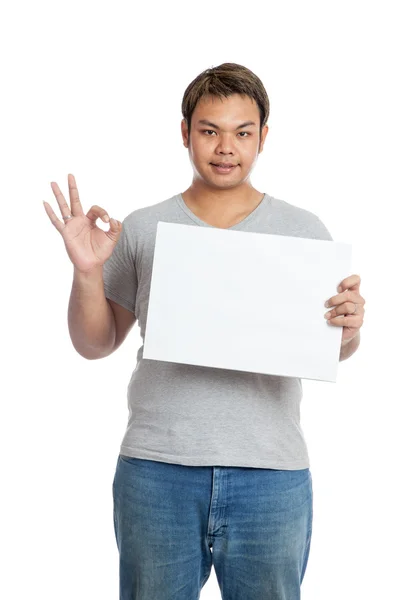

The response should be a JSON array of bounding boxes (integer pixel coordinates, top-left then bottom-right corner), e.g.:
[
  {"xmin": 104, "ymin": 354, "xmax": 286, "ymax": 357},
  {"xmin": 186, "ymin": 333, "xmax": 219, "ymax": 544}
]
[{"xmin": 143, "ymin": 222, "xmax": 352, "ymax": 382}]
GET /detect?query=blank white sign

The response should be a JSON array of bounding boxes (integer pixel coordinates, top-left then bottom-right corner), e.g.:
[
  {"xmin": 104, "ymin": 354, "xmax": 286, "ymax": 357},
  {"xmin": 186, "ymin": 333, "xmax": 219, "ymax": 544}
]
[{"xmin": 143, "ymin": 222, "xmax": 352, "ymax": 382}]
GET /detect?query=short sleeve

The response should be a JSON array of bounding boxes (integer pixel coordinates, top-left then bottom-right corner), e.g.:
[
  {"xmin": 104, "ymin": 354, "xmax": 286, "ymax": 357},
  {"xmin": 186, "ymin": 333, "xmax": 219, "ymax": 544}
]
[
  {"xmin": 310, "ymin": 217, "xmax": 334, "ymax": 241},
  {"xmin": 102, "ymin": 219, "xmax": 138, "ymax": 314}
]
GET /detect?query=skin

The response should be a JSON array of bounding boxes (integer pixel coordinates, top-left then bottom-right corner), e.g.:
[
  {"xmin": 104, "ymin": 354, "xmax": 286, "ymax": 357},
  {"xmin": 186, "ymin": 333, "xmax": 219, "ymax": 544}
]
[
  {"xmin": 181, "ymin": 93, "xmax": 365, "ymax": 353},
  {"xmin": 325, "ymin": 275, "xmax": 365, "ymax": 350}
]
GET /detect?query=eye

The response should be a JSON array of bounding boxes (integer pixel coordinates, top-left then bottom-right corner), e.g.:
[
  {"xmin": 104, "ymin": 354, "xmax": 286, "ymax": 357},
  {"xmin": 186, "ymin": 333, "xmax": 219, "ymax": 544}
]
[{"xmin": 202, "ymin": 130, "xmax": 250, "ymax": 137}]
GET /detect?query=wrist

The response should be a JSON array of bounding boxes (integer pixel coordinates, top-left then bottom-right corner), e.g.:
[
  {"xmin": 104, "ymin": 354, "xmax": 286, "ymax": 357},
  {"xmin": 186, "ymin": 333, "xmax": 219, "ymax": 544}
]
[{"xmin": 73, "ymin": 264, "xmax": 103, "ymax": 278}]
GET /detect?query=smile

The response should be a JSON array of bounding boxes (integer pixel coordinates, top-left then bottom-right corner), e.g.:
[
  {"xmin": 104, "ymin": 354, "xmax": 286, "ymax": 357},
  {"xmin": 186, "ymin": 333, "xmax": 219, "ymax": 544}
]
[{"xmin": 210, "ymin": 164, "xmax": 238, "ymax": 173}]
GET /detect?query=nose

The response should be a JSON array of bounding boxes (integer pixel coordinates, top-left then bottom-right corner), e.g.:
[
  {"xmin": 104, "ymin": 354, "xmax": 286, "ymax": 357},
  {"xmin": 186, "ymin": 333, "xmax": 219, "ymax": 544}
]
[{"xmin": 215, "ymin": 132, "xmax": 235, "ymax": 154}]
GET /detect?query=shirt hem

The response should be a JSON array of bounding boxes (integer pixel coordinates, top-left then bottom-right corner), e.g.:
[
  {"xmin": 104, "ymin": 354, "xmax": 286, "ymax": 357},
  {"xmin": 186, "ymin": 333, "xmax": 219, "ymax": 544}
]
[
  {"xmin": 104, "ymin": 286, "xmax": 135, "ymax": 314},
  {"xmin": 119, "ymin": 445, "xmax": 310, "ymax": 470}
]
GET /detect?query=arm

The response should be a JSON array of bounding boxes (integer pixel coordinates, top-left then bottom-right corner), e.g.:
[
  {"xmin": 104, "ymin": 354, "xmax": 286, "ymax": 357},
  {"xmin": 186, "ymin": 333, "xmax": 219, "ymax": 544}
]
[
  {"xmin": 339, "ymin": 331, "xmax": 361, "ymax": 362},
  {"xmin": 68, "ymin": 265, "xmax": 116, "ymax": 360}
]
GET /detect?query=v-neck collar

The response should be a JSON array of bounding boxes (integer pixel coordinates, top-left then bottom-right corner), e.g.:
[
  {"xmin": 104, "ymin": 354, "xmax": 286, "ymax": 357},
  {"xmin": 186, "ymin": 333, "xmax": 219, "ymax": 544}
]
[{"xmin": 176, "ymin": 192, "xmax": 269, "ymax": 230}]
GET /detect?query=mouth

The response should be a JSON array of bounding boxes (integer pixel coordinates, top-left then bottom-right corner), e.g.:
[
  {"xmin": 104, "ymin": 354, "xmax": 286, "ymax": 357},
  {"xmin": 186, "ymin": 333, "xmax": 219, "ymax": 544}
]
[{"xmin": 210, "ymin": 163, "xmax": 238, "ymax": 173}]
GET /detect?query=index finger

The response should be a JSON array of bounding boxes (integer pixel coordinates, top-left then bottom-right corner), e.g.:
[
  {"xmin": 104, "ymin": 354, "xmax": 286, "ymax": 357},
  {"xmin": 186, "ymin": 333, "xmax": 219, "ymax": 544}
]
[{"xmin": 337, "ymin": 274, "xmax": 361, "ymax": 293}]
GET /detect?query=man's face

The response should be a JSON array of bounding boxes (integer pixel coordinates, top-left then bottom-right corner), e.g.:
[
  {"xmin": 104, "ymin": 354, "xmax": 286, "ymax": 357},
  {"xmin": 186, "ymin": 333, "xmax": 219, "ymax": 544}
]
[{"xmin": 181, "ymin": 93, "xmax": 269, "ymax": 191}]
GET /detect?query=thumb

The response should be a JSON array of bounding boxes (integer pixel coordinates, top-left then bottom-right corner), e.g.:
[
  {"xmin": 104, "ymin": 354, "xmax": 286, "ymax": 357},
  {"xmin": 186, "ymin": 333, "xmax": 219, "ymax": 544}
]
[{"xmin": 106, "ymin": 218, "xmax": 122, "ymax": 243}]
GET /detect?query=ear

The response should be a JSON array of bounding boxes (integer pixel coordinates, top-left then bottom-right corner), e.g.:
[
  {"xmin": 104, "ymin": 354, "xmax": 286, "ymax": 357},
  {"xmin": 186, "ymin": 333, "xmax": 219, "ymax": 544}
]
[
  {"xmin": 258, "ymin": 125, "xmax": 269, "ymax": 153},
  {"xmin": 181, "ymin": 119, "xmax": 189, "ymax": 148}
]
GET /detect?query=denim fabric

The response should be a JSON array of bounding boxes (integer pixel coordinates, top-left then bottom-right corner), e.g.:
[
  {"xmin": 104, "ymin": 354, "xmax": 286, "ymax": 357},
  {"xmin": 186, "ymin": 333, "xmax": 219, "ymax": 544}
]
[{"xmin": 113, "ymin": 454, "xmax": 313, "ymax": 599}]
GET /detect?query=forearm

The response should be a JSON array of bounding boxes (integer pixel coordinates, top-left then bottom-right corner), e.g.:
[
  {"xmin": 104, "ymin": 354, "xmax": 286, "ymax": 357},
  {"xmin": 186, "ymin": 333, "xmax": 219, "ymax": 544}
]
[
  {"xmin": 68, "ymin": 266, "xmax": 116, "ymax": 360},
  {"xmin": 339, "ymin": 331, "xmax": 360, "ymax": 362}
]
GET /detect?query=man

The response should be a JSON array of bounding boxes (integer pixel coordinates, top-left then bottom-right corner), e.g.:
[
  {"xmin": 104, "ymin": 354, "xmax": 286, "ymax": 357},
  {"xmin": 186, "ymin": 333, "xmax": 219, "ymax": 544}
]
[{"xmin": 44, "ymin": 63, "xmax": 365, "ymax": 599}]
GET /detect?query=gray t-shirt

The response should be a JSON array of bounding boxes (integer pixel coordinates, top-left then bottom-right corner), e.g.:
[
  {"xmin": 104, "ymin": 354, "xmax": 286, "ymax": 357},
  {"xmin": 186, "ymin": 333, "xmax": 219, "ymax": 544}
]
[{"xmin": 102, "ymin": 192, "xmax": 333, "ymax": 469}]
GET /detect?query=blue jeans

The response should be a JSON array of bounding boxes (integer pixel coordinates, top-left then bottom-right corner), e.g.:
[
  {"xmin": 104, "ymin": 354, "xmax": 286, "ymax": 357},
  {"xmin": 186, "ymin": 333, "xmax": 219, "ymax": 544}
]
[{"xmin": 112, "ymin": 455, "xmax": 313, "ymax": 600}]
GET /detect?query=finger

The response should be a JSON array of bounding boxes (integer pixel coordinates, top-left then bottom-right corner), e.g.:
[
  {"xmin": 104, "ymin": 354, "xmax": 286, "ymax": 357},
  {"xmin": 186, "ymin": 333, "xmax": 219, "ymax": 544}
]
[
  {"xmin": 325, "ymin": 290, "xmax": 363, "ymax": 308},
  {"xmin": 50, "ymin": 180, "xmax": 73, "ymax": 221},
  {"xmin": 338, "ymin": 274, "xmax": 361, "ymax": 293},
  {"xmin": 43, "ymin": 200, "xmax": 66, "ymax": 234},
  {"xmin": 325, "ymin": 301, "xmax": 365, "ymax": 319},
  {"xmin": 327, "ymin": 314, "xmax": 363, "ymax": 328},
  {"xmin": 85, "ymin": 205, "xmax": 112, "ymax": 224},
  {"xmin": 68, "ymin": 173, "xmax": 84, "ymax": 217}
]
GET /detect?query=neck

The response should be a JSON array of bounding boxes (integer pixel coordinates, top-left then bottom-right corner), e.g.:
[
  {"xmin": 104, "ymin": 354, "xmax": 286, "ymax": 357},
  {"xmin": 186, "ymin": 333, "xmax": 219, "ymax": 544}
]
[{"xmin": 182, "ymin": 182, "xmax": 263, "ymax": 212}]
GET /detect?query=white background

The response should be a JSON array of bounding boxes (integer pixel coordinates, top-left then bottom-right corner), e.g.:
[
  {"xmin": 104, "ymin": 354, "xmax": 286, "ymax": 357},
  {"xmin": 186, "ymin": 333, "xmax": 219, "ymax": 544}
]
[{"xmin": 2, "ymin": 1, "xmax": 398, "ymax": 598}]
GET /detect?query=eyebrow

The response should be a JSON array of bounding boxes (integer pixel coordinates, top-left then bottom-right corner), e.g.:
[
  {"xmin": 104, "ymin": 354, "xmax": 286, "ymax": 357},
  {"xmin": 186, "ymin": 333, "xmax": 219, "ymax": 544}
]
[{"xmin": 197, "ymin": 119, "xmax": 257, "ymax": 130}]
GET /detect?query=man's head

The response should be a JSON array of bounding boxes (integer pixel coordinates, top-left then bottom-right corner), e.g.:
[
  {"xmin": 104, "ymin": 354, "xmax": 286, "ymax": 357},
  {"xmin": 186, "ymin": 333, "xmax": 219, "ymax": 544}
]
[{"xmin": 181, "ymin": 63, "xmax": 270, "ymax": 192}]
